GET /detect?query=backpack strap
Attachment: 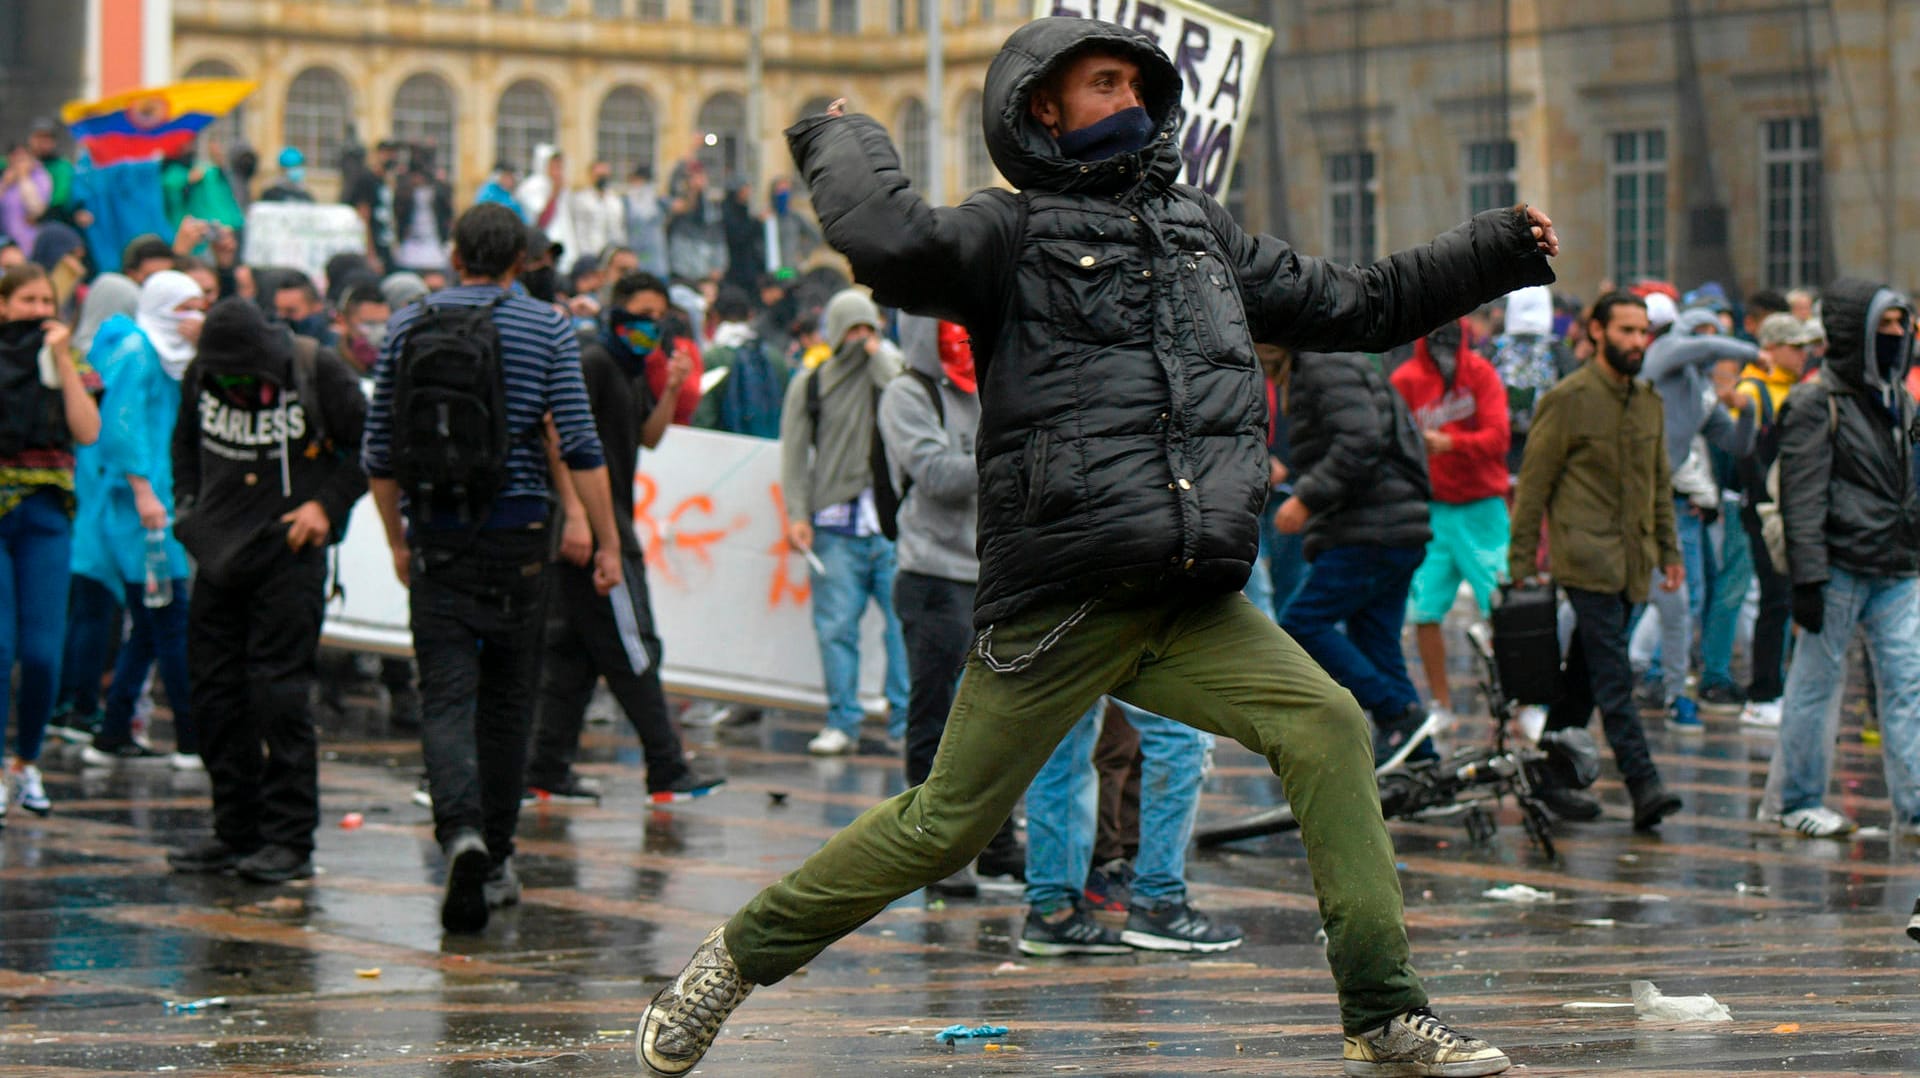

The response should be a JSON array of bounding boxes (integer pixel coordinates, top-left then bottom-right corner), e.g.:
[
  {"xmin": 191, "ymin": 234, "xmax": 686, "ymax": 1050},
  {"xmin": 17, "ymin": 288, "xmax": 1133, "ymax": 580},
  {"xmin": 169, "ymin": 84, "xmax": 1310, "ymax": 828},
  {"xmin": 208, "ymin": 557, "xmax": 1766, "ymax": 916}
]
[
  {"xmin": 1740, "ymin": 377, "xmax": 1775, "ymax": 429},
  {"xmin": 805, "ymin": 365, "xmax": 822, "ymax": 450},
  {"xmin": 906, "ymin": 367, "xmax": 945, "ymax": 427},
  {"xmin": 288, "ymin": 335, "xmax": 328, "ymax": 451}
]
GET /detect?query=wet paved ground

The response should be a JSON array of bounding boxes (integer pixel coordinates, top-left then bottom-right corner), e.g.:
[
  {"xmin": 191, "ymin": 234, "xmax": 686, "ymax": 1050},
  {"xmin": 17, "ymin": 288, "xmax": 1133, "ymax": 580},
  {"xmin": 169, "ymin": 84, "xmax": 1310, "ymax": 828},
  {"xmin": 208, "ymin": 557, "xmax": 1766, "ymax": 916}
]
[{"xmin": 5, "ymin": 662, "xmax": 1920, "ymax": 1076}]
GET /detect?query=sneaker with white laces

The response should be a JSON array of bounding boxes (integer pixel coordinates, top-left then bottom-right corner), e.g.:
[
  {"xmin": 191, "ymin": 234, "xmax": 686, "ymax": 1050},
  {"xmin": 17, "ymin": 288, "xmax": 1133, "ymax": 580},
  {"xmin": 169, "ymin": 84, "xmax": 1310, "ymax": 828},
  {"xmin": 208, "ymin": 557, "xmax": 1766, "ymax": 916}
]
[
  {"xmin": 636, "ymin": 923, "xmax": 755, "ymax": 1076},
  {"xmin": 169, "ymin": 752, "xmax": 205, "ymax": 772},
  {"xmin": 1343, "ymin": 1007, "xmax": 1511, "ymax": 1076},
  {"xmin": 1780, "ymin": 805, "xmax": 1857, "ymax": 838},
  {"xmin": 12, "ymin": 764, "xmax": 50, "ymax": 816},
  {"xmin": 806, "ymin": 726, "xmax": 853, "ymax": 756},
  {"xmin": 1741, "ymin": 700, "xmax": 1783, "ymax": 728},
  {"xmin": 1906, "ymin": 897, "xmax": 1920, "ymax": 944}
]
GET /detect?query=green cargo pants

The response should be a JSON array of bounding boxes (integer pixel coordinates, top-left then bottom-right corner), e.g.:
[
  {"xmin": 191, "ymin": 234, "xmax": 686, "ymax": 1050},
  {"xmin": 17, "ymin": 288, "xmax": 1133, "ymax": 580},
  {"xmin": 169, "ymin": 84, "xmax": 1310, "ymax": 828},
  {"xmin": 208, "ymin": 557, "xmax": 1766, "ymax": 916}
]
[{"xmin": 725, "ymin": 584, "xmax": 1428, "ymax": 1035}]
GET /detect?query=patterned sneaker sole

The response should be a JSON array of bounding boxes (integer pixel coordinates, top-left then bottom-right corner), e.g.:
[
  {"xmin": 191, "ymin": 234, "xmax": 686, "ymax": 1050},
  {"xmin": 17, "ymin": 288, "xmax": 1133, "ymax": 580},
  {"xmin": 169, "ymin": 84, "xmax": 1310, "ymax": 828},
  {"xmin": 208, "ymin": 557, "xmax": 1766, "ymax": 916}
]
[
  {"xmin": 649, "ymin": 787, "xmax": 719, "ymax": 804},
  {"xmin": 1907, "ymin": 914, "xmax": 1920, "ymax": 944},
  {"xmin": 1016, "ymin": 936, "xmax": 1131, "ymax": 957},
  {"xmin": 1343, "ymin": 1058, "xmax": 1512, "ymax": 1077},
  {"xmin": 1120, "ymin": 929, "xmax": 1244, "ymax": 954}
]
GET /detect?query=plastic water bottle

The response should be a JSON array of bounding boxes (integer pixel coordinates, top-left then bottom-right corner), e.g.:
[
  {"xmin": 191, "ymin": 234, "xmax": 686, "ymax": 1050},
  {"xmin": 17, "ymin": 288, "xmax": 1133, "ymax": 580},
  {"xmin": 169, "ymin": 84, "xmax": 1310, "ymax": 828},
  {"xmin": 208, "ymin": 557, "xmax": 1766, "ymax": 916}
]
[{"xmin": 143, "ymin": 529, "xmax": 172, "ymax": 608}]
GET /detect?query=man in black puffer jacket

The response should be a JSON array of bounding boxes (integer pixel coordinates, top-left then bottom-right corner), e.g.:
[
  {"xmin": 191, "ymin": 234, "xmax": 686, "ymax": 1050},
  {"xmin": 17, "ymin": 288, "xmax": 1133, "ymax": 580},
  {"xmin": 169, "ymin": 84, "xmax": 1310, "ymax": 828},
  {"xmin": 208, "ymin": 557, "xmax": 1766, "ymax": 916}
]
[
  {"xmin": 1762, "ymin": 278, "xmax": 1920, "ymax": 839},
  {"xmin": 1277, "ymin": 351, "xmax": 1435, "ymax": 761},
  {"xmin": 635, "ymin": 18, "xmax": 1555, "ymax": 1078}
]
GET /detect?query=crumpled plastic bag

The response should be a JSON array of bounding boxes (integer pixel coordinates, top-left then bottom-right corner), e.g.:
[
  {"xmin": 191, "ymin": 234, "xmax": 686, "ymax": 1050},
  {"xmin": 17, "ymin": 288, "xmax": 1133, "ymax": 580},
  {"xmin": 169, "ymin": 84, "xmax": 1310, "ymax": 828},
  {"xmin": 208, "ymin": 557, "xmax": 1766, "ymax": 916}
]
[
  {"xmin": 1631, "ymin": 980, "xmax": 1732, "ymax": 1022},
  {"xmin": 1481, "ymin": 884, "xmax": 1556, "ymax": 904},
  {"xmin": 934, "ymin": 1024, "xmax": 1009, "ymax": 1044}
]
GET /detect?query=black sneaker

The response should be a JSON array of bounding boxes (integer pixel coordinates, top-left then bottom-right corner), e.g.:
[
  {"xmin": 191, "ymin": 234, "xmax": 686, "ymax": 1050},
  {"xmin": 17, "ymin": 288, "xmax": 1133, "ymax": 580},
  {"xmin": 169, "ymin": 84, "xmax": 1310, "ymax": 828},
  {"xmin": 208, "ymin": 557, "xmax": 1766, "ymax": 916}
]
[
  {"xmin": 927, "ymin": 865, "xmax": 979, "ymax": 898},
  {"xmin": 650, "ymin": 771, "xmax": 725, "ymax": 804},
  {"xmin": 1375, "ymin": 702, "xmax": 1439, "ymax": 765},
  {"xmin": 81, "ymin": 737, "xmax": 164, "ymax": 767},
  {"xmin": 235, "ymin": 844, "xmax": 314, "ymax": 883},
  {"xmin": 524, "ymin": 773, "xmax": 603, "ymax": 805},
  {"xmin": 168, "ymin": 837, "xmax": 254, "ymax": 874},
  {"xmin": 441, "ymin": 830, "xmax": 491, "ymax": 934},
  {"xmin": 1630, "ymin": 779, "xmax": 1682, "ymax": 832},
  {"xmin": 1906, "ymin": 897, "xmax": 1920, "ymax": 944},
  {"xmin": 1632, "ymin": 678, "xmax": 1666, "ymax": 713},
  {"xmin": 1535, "ymin": 787, "xmax": 1603, "ymax": 822},
  {"xmin": 975, "ymin": 837, "xmax": 1027, "ymax": 882},
  {"xmin": 1084, "ymin": 858, "xmax": 1134, "ymax": 914},
  {"xmin": 484, "ymin": 857, "xmax": 521, "ymax": 909},
  {"xmin": 1018, "ymin": 904, "xmax": 1130, "ymax": 956},
  {"xmin": 1121, "ymin": 900, "xmax": 1244, "ymax": 953},
  {"xmin": 1697, "ymin": 683, "xmax": 1746, "ymax": 712}
]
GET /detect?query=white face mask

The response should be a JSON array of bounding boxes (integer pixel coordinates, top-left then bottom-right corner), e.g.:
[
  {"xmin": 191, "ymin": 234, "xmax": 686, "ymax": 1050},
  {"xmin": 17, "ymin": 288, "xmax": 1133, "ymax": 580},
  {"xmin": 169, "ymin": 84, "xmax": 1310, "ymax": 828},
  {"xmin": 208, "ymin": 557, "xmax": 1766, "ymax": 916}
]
[{"xmin": 357, "ymin": 321, "xmax": 388, "ymax": 350}]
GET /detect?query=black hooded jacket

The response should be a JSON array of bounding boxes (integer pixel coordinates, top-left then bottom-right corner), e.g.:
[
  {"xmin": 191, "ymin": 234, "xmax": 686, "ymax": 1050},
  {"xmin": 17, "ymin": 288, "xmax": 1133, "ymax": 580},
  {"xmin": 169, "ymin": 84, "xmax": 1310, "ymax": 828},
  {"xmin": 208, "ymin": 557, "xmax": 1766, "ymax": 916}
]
[
  {"xmin": 786, "ymin": 17, "xmax": 1553, "ymax": 627},
  {"xmin": 1286, "ymin": 353, "xmax": 1432, "ymax": 559},
  {"xmin": 1778, "ymin": 277, "xmax": 1920, "ymax": 584},
  {"xmin": 170, "ymin": 298, "xmax": 369, "ymax": 586}
]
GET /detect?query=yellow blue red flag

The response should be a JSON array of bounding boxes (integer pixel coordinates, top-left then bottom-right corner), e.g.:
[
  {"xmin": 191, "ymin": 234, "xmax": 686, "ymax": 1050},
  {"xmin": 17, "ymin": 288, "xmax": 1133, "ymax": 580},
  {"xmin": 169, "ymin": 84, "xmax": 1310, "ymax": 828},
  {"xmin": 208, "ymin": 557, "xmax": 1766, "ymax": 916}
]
[{"xmin": 60, "ymin": 79, "xmax": 257, "ymax": 165}]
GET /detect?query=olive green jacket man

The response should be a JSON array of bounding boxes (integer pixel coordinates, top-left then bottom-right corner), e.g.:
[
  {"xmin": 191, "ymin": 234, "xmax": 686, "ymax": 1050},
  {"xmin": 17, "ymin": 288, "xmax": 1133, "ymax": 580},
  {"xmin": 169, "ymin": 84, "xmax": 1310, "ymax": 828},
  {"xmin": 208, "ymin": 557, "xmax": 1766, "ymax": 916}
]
[{"xmin": 1509, "ymin": 359, "xmax": 1679, "ymax": 603}]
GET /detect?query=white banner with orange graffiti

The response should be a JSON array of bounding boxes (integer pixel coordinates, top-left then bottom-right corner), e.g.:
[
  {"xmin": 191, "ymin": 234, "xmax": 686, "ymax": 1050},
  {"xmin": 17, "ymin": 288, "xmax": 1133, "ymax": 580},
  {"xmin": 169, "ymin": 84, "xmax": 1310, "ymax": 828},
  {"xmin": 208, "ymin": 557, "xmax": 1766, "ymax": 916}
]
[{"xmin": 322, "ymin": 428, "xmax": 897, "ymax": 713}]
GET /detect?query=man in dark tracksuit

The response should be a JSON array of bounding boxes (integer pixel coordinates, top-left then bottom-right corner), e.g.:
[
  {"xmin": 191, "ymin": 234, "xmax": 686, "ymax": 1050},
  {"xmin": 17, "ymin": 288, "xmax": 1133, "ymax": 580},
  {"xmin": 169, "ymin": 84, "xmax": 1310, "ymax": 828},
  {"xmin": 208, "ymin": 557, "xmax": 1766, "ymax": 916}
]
[
  {"xmin": 525, "ymin": 272, "xmax": 724, "ymax": 814},
  {"xmin": 635, "ymin": 18, "xmax": 1558, "ymax": 1078},
  {"xmin": 165, "ymin": 298, "xmax": 367, "ymax": 883}
]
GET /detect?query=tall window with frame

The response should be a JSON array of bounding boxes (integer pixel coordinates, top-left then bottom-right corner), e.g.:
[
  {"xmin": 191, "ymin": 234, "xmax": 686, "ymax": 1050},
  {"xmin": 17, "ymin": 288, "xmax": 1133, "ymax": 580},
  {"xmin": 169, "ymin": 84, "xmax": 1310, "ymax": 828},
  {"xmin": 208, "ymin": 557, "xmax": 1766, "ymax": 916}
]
[
  {"xmin": 829, "ymin": 0, "xmax": 859, "ymax": 33},
  {"xmin": 1761, "ymin": 116, "xmax": 1823, "ymax": 291},
  {"xmin": 1325, "ymin": 150, "xmax": 1376, "ymax": 265},
  {"xmin": 789, "ymin": 0, "xmax": 820, "ymax": 28},
  {"xmin": 495, "ymin": 80, "xmax": 557, "ymax": 177},
  {"xmin": 1465, "ymin": 139, "xmax": 1516, "ymax": 216},
  {"xmin": 284, "ymin": 67, "xmax": 352, "ymax": 173},
  {"xmin": 1608, "ymin": 129, "xmax": 1667, "ymax": 283}
]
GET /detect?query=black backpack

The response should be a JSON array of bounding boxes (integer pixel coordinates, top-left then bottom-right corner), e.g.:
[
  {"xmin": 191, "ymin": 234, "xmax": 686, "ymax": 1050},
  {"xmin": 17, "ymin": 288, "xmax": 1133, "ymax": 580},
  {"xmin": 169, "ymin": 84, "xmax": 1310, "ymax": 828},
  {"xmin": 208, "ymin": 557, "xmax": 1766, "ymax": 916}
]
[
  {"xmin": 868, "ymin": 369, "xmax": 944, "ymax": 542},
  {"xmin": 391, "ymin": 292, "xmax": 512, "ymax": 524},
  {"xmin": 0, "ymin": 324, "xmax": 68, "ymax": 457}
]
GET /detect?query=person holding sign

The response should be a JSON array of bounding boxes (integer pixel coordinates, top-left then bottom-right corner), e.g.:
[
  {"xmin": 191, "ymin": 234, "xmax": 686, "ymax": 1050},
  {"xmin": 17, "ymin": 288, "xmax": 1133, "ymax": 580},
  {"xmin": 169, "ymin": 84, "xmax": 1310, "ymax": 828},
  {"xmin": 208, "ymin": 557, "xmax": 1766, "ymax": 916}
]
[{"xmin": 635, "ymin": 18, "xmax": 1557, "ymax": 1077}]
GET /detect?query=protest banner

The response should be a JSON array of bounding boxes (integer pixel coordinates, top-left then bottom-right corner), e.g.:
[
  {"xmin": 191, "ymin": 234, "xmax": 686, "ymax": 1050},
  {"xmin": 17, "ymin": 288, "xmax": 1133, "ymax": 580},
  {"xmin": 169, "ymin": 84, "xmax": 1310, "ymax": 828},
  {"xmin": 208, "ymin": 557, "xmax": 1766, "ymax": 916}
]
[
  {"xmin": 1034, "ymin": 0, "xmax": 1272, "ymax": 200},
  {"xmin": 243, "ymin": 202, "xmax": 369, "ymax": 285},
  {"xmin": 323, "ymin": 427, "xmax": 894, "ymax": 713}
]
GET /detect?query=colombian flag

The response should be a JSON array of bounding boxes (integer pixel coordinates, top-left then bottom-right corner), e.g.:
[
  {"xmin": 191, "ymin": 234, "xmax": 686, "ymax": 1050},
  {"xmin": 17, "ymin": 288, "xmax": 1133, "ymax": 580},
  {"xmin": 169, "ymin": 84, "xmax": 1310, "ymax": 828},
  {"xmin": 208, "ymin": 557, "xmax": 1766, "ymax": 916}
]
[{"xmin": 60, "ymin": 79, "xmax": 257, "ymax": 166}]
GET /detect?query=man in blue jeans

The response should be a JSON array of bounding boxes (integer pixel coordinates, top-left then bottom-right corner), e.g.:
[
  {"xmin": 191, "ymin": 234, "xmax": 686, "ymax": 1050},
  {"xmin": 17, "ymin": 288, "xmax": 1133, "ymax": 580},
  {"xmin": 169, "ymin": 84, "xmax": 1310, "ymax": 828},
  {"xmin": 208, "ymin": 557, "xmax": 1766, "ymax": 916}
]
[
  {"xmin": 778, "ymin": 289, "xmax": 909, "ymax": 755},
  {"xmin": 1276, "ymin": 351, "xmax": 1436, "ymax": 760},
  {"xmin": 1019, "ymin": 697, "xmax": 1239, "ymax": 955},
  {"xmin": 1761, "ymin": 278, "xmax": 1920, "ymax": 838}
]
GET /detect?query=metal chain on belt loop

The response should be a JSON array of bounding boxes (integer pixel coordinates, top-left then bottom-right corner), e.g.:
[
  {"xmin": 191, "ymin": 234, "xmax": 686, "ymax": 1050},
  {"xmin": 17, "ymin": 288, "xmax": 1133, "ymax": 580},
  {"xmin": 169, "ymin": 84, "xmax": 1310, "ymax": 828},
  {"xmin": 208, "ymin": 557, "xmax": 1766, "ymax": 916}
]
[{"xmin": 973, "ymin": 598, "xmax": 1099, "ymax": 674}]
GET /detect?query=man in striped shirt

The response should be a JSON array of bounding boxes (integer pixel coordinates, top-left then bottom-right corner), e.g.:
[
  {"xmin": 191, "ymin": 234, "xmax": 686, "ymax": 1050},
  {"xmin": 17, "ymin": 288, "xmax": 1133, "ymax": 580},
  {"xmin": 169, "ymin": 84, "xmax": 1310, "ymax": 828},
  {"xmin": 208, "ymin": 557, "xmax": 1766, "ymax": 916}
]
[{"xmin": 362, "ymin": 203, "xmax": 625, "ymax": 934}]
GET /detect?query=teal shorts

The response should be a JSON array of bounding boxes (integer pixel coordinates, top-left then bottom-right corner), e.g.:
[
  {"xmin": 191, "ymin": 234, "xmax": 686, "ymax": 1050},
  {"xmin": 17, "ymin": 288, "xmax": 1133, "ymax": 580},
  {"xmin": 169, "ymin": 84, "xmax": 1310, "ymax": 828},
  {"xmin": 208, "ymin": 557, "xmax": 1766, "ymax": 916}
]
[{"xmin": 1408, "ymin": 497, "xmax": 1510, "ymax": 624}]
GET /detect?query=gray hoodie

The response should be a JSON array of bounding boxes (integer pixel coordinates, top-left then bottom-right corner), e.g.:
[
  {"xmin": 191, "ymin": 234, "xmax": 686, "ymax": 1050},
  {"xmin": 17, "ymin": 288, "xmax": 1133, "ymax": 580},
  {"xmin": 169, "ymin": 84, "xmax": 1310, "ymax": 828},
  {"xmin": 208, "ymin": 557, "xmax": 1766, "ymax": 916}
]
[
  {"xmin": 879, "ymin": 315, "xmax": 981, "ymax": 583},
  {"xmin": 778, "ymin": 318, "xmax": 903, "ymax": 524},
  {"xmin": 1641, "ymin": 308, "xmax": 1758, "ymax": 475}
]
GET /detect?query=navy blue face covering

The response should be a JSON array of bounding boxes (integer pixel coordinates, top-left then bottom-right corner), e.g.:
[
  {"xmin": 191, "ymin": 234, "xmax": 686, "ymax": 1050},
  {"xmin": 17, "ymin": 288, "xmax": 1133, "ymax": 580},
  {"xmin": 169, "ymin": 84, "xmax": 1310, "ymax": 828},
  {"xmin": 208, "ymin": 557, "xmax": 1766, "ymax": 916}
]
[{"xmin": 1055, "ymin": 106, "xmax": 1156, "ymax": 162}]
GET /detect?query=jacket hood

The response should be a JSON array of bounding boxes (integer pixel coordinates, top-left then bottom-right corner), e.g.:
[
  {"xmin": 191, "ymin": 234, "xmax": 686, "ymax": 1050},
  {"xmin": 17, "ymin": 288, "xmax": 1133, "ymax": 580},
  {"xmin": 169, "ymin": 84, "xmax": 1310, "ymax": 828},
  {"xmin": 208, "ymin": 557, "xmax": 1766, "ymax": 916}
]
[
  {"xmin": 982, "ymin": 17, "xmax": 1186, "ymax": 196},
  {"xmin": 196, "ymin": 296, "xmax": 293, "ymax": 381},
  {"xmin": 824, "ymin": 288, "xmax": 881, "ymax": 346},
  {"xmin": 1673, "ymin": 308, "xmax": 1722, "ymax": 337},
  {"xmin": 75, "ymin": 272, "xmax": 139, "ymax": 354},
  {"xmin": 1503, "ymin": 285, "xmax": 1552, "ymax": 336},
  {"xmin": 897, "ymin": 311, "xmax": 942, "ymax": 377},
  {"xmin": 1820, "ymin": 276, "xmax": 1914, "ymax": 390}
]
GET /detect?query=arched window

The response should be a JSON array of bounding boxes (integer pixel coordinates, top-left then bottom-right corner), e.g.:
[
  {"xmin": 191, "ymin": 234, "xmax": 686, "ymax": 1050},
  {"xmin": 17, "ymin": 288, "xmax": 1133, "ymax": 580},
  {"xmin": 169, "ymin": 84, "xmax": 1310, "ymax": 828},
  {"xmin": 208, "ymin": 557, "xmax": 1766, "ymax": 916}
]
[
  {"xmin": 495, "ymin": 79, "xmax": 557, "ymax": 175},
  {"xmin": 696, "ymin": 92, "xmax": 747, "ymax": 184},
  {"xmin": 393, "ymin": 73, "xmax": 457, "ymax": 179},
  {"xmin": 897, "ymin": 97, "xmax": 928, "ymax": 187},
  {"xmin": 284, "ymin": 67, "xmax": 352, "ymax": 171},
  {"xmin": 184, "ymin": 59, "xmax": 247, "ymax": 149},
  {"xmin": 957, "ymin": 92, "xmax": 996, "ymax": 191},
  {"xmin": 596, "ymin": 86, "xmax": 656, "ymax": 178}
]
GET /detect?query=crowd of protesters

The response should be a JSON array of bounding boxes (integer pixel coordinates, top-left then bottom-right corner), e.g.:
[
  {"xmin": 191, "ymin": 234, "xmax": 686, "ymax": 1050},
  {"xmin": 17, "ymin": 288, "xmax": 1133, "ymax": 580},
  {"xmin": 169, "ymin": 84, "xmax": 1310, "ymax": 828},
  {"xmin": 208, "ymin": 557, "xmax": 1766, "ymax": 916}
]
[{"xmin": 3, "ymin": 64, "xmax": 1918, "ymax": 1053}]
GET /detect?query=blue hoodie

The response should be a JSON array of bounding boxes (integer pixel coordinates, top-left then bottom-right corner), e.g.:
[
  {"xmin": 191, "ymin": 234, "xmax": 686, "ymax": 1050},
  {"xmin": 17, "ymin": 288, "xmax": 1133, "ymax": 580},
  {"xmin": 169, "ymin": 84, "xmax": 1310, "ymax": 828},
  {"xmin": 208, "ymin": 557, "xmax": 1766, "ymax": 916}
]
[{"xmin": 70, "ymin": 314, "xmax": 190, "ymax": 588}]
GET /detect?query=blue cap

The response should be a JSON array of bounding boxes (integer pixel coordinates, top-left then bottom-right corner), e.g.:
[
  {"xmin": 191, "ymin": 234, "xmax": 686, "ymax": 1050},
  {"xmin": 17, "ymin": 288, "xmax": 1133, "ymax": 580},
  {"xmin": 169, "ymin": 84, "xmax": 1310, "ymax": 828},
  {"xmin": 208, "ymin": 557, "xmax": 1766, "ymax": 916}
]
[{"xmin": 277, "ymin": 146, "xmax": 305, "ymax": 169}]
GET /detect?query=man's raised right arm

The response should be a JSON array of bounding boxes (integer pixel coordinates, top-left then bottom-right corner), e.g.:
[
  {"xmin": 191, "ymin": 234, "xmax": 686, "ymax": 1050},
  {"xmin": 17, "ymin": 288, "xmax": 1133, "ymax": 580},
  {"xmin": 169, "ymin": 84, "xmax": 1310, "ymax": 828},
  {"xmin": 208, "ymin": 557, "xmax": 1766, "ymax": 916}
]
[{"xmin": 786, "ymin": 112, "xmax": 1017, "ymax": 326}]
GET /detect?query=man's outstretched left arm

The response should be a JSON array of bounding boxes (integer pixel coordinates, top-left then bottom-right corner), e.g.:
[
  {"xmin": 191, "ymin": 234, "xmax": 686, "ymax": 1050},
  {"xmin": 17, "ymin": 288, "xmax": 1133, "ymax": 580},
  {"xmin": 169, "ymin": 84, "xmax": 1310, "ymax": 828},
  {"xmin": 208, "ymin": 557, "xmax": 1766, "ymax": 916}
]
[{"xmin": 1206, "ymin": 200, "xmax": 1556, "ymax": 355}]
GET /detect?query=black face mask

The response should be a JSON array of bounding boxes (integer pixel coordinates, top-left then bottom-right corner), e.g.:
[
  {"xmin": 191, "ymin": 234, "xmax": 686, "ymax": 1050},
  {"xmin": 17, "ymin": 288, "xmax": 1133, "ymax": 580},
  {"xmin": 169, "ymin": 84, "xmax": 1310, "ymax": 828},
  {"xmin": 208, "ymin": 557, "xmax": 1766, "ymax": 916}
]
[
  {"xmin": 1603, "ymin": 340, "xmax": 1645, "ymax": 378},
  {"xmin": 521, "ymin": 266, "xmax": 558, "ymax": 303},
  {"xmin": 1054, "ymin": 105, "xmax": 1157, "ymax": 163},
  {"xmin": 1876, "ymin": 331, "xmax": 1909, "ymax": 381}
]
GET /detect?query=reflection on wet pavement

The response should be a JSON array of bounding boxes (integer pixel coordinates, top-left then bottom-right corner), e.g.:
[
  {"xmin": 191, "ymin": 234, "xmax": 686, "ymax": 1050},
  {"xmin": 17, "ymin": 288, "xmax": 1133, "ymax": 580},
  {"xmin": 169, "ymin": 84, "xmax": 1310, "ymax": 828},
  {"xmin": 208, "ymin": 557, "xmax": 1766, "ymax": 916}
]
[{"xmin": 4, "ymin": 671, "xmax": 1919, "ymax": 1075}]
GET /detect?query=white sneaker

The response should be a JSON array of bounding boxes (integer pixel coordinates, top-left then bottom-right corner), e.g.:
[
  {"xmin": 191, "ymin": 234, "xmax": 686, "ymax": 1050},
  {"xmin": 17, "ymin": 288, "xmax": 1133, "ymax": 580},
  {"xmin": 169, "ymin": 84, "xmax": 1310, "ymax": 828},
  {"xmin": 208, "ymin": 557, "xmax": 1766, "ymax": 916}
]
[
  {"xmin": 1741, "ymin": 700, "xmax": 1783, "ymax": 728},
  {"xmin": 807, "ymin": 726, "xmax": 854, "ymax": 756},
  {"xmin": 12, "ymin": 764, "xmax": 49, "ymax": 816},
  {"xmin": 169, "ymin": 752, "xmax": 205, "ymax": 772},
  {"xmin": 1780, "ymin": 806, "xmax": 1857, "ymax": 838},
  {"xmin": 1516, "ymin": 705, "xmax": 1548, "ymax": 743}
]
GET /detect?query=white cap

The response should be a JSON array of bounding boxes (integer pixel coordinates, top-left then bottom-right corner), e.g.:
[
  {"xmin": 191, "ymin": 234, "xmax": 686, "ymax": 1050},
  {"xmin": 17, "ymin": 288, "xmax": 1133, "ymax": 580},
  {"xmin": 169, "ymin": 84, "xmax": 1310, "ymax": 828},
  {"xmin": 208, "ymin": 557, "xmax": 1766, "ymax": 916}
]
[{"xmin": 1643, "ymin": 292, "xmax": 1678, "ymax": 330}]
